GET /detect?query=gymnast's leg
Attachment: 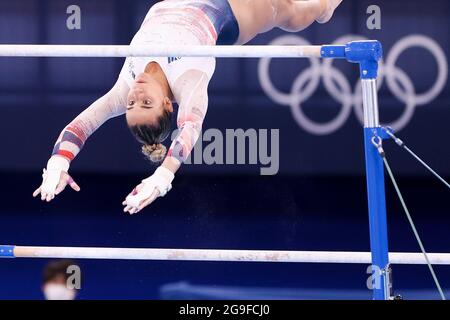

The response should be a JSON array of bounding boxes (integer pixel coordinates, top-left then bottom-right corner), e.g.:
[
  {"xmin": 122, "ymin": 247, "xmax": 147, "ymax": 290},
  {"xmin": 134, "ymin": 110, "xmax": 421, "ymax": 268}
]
[
  {"xmin": 278, "ymin": 0, "xmax": 343, "ymax": 32},
  {"xmin": 228, "ymin": 0, "xmax": 343, "ymax": 44}
]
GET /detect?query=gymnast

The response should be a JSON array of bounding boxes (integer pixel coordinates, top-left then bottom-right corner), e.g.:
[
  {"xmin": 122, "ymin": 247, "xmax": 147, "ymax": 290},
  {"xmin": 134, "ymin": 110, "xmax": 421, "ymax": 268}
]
[{"xmin": 33, "ymin": 0, "xmax": 342, "ymax": 214}]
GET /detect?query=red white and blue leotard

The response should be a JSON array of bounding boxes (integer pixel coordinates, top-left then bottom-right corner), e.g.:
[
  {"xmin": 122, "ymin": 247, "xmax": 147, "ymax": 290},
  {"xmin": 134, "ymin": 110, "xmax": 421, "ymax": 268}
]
[{"xmin": 51, "ymin": 0, "xmax": 240, "ymax": 164}]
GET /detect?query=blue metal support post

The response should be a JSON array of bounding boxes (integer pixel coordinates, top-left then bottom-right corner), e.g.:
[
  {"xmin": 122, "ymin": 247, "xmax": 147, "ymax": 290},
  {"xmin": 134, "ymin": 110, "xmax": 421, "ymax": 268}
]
[
  {"xmin": 323, "ymin": 41, "xmax": 391, "ymax": 299},
  {"xmin": 348, "ymin": 41, "xmax": 391, "ymax": 300}
]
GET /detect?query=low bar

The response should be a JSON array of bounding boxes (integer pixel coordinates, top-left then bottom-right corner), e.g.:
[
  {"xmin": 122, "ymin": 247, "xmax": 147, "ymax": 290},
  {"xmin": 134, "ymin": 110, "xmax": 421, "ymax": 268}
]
[{"xmin": 2, "ymin": 246, "xmax": 450, "ymax": 265}]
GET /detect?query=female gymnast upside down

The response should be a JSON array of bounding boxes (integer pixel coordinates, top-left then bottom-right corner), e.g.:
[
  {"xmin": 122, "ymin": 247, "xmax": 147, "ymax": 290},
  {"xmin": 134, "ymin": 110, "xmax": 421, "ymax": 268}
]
[{"xmin": 33, "ymin": 0, "xmax": 343, "ymax": 214}]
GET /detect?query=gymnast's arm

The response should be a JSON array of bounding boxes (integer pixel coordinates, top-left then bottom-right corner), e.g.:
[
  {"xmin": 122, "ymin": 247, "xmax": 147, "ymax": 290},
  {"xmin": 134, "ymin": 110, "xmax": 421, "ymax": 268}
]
[
  {"xmin": 164, "ymin": 70, "xmax": 209, "ymax": 172},
  {"xmin": 123, "ymin": 70, "xmax": 209, "ymax": 214},
  {"xmin": 33, "ymin": 78, "xmax": 130, "ymax": 202}
]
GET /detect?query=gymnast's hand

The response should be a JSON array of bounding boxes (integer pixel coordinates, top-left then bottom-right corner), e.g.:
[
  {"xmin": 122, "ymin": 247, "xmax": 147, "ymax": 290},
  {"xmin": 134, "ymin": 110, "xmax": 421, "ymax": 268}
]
[
  {"xmin": 33, "ymin": 156, "xmax": 80, "ymax": 202},
  {"xmin": 123, "ymin": 166, "xmax": 174, "ymax": 215}
]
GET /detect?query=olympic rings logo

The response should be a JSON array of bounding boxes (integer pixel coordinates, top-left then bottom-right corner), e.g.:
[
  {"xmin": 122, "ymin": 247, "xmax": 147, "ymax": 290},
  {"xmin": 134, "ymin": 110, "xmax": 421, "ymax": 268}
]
[{"xmin": 258, "ymin": 34, "xmax": 448, "ymax": 135}]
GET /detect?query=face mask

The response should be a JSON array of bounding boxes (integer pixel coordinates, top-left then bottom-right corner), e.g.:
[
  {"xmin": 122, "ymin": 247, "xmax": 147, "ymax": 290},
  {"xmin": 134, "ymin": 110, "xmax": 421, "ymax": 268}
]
[{"xmin": 43, "ymin": 284, "xmax": 76, "ymax": 300}]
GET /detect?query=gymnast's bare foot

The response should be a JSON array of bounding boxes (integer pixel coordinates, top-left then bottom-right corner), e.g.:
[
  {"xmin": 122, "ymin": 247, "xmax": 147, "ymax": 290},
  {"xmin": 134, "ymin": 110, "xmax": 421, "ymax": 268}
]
[{"xmin": 316, "ymin": 0, "xmax": 343, "ymax": 24}]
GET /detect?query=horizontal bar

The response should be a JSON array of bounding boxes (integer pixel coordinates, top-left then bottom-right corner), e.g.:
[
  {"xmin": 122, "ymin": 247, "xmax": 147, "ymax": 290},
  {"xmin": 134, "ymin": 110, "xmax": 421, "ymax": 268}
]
[
  {"xmin": 0, "ymin": 44, "xmax": 324, "ymax": 58},
  {"xmin": 2, "ymin": 246, "xmax": 450, "ymax": 265}
]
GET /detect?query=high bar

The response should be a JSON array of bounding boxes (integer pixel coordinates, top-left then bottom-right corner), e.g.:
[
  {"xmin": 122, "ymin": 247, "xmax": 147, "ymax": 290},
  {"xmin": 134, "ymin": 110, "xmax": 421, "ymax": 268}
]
[
  {"xmin": 0, "ymin": 44, "xmax": 327, "ymax": 58},
  {"xmin": 1, "ymin": 245, "xmax": 450, "ymax": 265}
]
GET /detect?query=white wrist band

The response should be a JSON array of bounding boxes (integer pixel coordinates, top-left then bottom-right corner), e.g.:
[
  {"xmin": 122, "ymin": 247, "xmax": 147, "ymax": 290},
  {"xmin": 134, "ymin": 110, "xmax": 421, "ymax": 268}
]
[
  {"xmin": 143, "ymin": 167, "xmax": 174, "ymax": 184},
  {"xmin": 47, "ymin": 156, "xmax": 70, "ymax": 172},
  {"xmin": 126, "ymin": 167, "xmax": 175, "ymax": 208},
  {"xmin": 142, "ymin": 166, "xmax": 174, "ymax": 197},
  {"xmin": 41, "ymin": 156, "xmax": 70, "ymax": 194}
]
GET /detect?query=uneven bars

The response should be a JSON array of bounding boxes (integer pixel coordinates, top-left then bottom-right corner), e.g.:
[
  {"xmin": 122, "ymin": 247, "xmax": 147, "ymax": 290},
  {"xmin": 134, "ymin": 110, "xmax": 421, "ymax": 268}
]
[
  {"xmin": 1, "ymin": 246, "xmax": 450, "ymax": 265},
  {"xmin": 0, "ymin": 44, "xmax": 331, "ymax": 58}
]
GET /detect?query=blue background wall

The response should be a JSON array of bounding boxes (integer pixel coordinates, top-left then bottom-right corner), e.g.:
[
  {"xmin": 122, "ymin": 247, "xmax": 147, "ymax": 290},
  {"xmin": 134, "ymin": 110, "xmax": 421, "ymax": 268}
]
[{"xmin": 0, "ymin": 0, "xmax": 449, "ymax": 299}]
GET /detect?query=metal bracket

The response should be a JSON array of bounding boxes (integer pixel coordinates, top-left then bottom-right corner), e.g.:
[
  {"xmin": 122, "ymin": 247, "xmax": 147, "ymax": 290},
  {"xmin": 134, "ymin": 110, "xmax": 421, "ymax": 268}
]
[
  {"xmin": 0, "ymin": 245, "xmax": 15, "ymax": 258},
  {"xmin": 382, "ymin": 264, "xmax": 395, "ymax": 299},
  {"xmin": 322, "ymin": 41, "xmax": 383, "ymax": 79},
  {"xmin": 345, "ymin": 41, "xmax": 383, "ymax": 79}
]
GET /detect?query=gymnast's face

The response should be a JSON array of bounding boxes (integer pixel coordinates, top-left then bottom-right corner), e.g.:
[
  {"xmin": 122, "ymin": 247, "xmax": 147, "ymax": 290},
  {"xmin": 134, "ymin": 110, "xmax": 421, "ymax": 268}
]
[{"xmin": 125, "ymin": 73, "xmax": 173, "ymax": 126}]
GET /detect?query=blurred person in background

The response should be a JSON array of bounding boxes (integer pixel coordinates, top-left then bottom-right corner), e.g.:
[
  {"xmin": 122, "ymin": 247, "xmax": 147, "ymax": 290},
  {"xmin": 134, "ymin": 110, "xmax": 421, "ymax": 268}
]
[{"xmin": 42, "ymin": 260, "xmax": 79, "ymax": 300}]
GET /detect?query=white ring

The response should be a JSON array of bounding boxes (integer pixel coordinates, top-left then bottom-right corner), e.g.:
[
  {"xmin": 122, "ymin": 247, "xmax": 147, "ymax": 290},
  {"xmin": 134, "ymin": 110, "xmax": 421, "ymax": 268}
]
[
  {"xmin": 290, "ymin": 67, "xmax": 353, "ymax": 135},
  {"xmin": 385, "ymin": 34, "xmax": 448, "ymax": 107},
  {"xmin": 258, "ymin": 35, "xmax": 321, "ymax": 106}
]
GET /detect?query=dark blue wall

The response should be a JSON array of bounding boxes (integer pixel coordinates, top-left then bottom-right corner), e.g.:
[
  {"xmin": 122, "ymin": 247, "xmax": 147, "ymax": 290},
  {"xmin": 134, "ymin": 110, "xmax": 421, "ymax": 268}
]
[{"xmin": 0, "ymin": 0, "xmax": 449, "ymax": 300}]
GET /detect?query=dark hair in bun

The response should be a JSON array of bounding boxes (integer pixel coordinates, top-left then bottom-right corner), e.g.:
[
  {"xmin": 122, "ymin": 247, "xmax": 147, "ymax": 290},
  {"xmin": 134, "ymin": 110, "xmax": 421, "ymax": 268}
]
[{"xmin": 128, "ymin": 109, "xmax": 172, "ymax": 163}]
